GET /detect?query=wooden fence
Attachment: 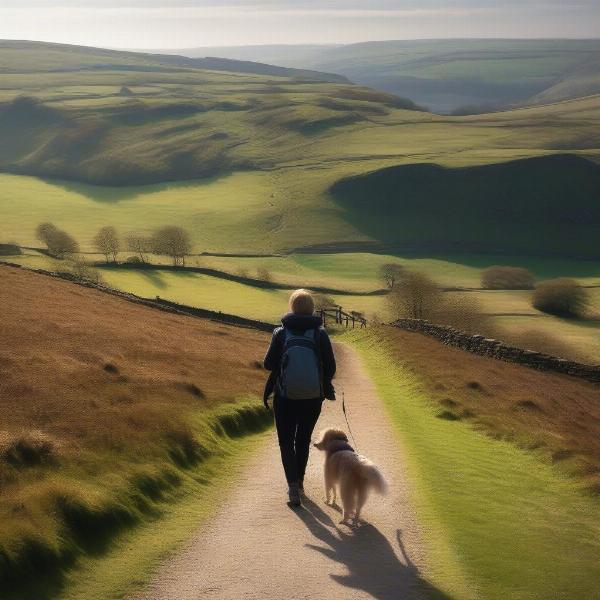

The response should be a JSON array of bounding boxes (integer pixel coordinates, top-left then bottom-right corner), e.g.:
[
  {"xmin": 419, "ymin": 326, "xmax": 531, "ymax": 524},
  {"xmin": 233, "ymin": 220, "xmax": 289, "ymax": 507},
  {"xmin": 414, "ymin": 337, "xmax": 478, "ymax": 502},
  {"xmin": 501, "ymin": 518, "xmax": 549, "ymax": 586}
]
[{"xmin": 319, "ymin": 306, "xmax": 367, "ymax": 328}]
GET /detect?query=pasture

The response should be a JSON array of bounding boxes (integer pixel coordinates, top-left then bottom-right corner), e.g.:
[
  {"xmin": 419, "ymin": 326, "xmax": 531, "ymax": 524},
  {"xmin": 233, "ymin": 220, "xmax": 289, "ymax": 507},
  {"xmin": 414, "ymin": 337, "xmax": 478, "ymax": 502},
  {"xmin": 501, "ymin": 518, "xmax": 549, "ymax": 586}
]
[{"xmin": 4, "ymin": 249, "xmax": 600, "ymax": 363}]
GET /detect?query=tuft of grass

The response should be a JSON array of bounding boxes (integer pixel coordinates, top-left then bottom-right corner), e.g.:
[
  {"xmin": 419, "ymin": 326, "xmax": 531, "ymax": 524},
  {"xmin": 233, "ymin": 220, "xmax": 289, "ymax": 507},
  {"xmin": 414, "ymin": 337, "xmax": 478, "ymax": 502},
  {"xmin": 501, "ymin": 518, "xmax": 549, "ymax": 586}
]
[{"xmin": 0, "ymin": 430, "xmax": 59, "ymax": 468}]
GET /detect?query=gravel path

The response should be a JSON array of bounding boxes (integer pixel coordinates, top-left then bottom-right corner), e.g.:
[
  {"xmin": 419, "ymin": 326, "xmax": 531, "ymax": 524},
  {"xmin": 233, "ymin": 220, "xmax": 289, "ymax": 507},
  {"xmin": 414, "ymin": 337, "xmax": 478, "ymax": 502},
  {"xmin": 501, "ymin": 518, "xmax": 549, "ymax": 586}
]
[{"xmin": 133, "ymin": 343, "xmax": 439, "ymax": 600}]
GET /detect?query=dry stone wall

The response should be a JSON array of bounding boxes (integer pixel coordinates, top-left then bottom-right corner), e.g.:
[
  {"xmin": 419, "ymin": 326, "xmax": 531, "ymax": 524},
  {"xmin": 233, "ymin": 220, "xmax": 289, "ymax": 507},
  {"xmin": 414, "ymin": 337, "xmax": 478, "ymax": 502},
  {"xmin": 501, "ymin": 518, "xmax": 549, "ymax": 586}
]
[
  {"xmin": 0, "ymin": 261, "xmax": 275, "ymax": 333},
  {"xmin": 391, "ymin": 318, "xmax": 600, "ymax": 384}
]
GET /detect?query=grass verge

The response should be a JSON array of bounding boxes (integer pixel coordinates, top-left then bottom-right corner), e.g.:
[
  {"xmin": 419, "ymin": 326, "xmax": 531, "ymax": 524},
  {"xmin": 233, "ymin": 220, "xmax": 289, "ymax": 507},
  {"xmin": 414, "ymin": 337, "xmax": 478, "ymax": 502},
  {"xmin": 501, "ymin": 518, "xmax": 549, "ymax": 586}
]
[
  {"xmin": 346, "ymin": 328, "xmax": 600, "ymax": 599},
  {"xmin": 2, "ymin": 400, "xmax": 272, "ymax": 600}
]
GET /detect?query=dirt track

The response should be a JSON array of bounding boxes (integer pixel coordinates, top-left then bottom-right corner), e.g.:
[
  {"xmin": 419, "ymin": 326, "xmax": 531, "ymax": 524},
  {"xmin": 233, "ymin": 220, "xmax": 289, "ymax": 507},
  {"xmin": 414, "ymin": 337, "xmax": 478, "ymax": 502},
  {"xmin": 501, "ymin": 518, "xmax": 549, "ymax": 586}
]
[{"xmin": 133, "ymin": 344, "xmax": 440, "ymax": 600}]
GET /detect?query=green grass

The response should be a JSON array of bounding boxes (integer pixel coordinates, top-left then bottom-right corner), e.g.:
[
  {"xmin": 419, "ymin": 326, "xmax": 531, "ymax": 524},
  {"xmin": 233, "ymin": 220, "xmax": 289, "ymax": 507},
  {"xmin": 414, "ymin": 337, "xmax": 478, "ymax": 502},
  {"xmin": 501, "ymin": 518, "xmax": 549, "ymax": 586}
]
[
  {"xmin": 347, "ymin": 328, "xmax": 600, "ymax": 599},
  {"xmin": 1, "ymin": 43, "xmax": 600, "ymax": 258},
  {"xmin": 55, "ymin": 428, "xmax": 270, "ymax": 600},
  {"xmin": 2, "ymin": 399, "xmax": 272, "ymax": 600}
]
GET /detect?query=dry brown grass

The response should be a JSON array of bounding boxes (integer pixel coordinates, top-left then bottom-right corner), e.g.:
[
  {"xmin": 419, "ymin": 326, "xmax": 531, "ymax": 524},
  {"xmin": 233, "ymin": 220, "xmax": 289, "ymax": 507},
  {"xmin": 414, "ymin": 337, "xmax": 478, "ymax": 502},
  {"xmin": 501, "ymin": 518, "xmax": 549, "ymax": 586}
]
[
  {"xmin": 0, "ymin": 265, "xmax": 270, "ymax": 586},
  {"xmin": 376, "ymin": 325, "xmax": 600, "ymax": 492}
]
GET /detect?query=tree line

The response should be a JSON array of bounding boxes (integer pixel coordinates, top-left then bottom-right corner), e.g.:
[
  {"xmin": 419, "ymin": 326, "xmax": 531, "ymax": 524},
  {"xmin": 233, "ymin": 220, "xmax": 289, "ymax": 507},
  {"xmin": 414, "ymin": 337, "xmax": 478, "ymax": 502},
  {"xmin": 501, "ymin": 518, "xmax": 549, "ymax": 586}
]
[
  {"xmin": 36, "ymin": 223, "xmax": 193, "ymax": 266},
  {"xmin": 379, "ymin": 262, "xmax": 590, "ymax": 320}
]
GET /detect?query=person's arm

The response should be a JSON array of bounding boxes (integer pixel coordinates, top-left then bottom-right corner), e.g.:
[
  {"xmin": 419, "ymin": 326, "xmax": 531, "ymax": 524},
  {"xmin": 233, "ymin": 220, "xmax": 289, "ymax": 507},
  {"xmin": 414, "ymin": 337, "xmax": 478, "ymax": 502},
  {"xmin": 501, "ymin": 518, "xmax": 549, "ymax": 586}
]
[
  {"xmin": 319, "ymin": 330, "xmax": 336, "ymax": 381},
  {"xmin": 264, "ymin": 328, "xmax": 284, "ymax": 372}
]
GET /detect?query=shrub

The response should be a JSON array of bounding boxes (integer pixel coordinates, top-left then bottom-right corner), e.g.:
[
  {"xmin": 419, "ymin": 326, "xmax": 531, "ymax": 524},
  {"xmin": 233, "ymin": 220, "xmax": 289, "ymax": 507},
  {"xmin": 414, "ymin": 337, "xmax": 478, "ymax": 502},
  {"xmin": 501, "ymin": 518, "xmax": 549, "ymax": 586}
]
[
  {"xmin": 481, "ymin": 266, "xmax": 534, "ymax": 290},
  {"xmin": 533, "ymin": 278, "xmax": 589, "ymax": 317},
  {"xmin": 256, "ymin": 267, "xmax": 273, "ymax": 283},
  {"xmin": 70, "ymin": 257, "xmax": 103, "ymax": 285},
  {"xmin": 124, "ymin": 255, "xmax": 143, "ymax": 264},
  {"xmin": 388, "ymin": 271, "xmax": 495, "ymax": 334},
  {"xmin": 313, "ymin": 293, "xmax": 337, "ymax": 311},
  {"xmin": 388, "ymin": 271, "xmax": 441, "ymax": 320},
  {"xmin": 0, "ymin": 430, "xmax": 57, "ymax": 467}
]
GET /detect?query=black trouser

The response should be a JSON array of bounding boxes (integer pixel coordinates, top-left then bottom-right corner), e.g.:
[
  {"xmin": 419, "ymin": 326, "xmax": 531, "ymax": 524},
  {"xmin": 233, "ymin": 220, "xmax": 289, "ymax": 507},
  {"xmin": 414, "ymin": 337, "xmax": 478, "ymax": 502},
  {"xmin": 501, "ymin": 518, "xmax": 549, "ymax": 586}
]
[{"xmin": 273, "ymin": 396, "xmax": 322, "ymax": 485}]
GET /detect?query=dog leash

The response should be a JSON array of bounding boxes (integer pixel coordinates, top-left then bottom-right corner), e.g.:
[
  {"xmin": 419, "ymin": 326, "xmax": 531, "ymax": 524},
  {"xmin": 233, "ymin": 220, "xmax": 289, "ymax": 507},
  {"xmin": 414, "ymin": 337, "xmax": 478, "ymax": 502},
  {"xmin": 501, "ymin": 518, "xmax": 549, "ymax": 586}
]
[{"xmin": 340, "ymin": 384, "xmax": 359, "ymax": 452}]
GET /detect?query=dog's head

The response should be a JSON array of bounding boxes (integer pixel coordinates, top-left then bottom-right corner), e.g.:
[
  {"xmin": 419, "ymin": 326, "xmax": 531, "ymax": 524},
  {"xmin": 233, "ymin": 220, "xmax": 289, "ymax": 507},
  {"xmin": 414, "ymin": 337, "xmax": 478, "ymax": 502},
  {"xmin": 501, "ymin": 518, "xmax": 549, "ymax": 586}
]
[{"xmin": 313, "ymin": 428, "xmax": 348, "ymax": 451}]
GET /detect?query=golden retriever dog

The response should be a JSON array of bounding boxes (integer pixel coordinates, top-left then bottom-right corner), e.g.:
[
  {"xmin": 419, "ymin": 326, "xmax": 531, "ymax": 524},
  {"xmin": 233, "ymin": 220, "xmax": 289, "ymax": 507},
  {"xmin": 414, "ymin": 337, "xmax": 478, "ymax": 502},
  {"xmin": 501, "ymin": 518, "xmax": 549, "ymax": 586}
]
[{"xmin": 313, "ymin": 428, "xmax": 388, "ymax": 525}]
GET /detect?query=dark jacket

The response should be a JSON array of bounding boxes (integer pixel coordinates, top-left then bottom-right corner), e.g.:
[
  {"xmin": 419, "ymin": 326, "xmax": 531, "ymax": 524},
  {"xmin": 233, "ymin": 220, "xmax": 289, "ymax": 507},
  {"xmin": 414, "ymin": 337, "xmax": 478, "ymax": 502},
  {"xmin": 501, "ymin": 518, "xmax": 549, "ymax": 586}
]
[{"xmin": 263, "ymin": 313, "xmax": 336, "ymax": 402}]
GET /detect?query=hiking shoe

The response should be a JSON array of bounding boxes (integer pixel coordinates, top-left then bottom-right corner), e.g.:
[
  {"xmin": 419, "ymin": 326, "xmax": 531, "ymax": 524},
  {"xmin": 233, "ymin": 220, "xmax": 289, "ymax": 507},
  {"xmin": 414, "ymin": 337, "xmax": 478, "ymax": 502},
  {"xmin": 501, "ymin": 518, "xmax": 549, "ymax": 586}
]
[{"xmin": 288, "ymin": 484, "xmax": 302, "ymax": 506}]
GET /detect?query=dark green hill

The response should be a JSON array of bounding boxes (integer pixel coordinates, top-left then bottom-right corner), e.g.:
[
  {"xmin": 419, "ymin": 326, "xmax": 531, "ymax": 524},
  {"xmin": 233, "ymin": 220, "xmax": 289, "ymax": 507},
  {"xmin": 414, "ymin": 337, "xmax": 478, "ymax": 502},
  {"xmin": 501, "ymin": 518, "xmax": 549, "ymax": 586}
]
[{"xmin": 331, "ymin": 155, "xmax": 600, "ymax": 259}]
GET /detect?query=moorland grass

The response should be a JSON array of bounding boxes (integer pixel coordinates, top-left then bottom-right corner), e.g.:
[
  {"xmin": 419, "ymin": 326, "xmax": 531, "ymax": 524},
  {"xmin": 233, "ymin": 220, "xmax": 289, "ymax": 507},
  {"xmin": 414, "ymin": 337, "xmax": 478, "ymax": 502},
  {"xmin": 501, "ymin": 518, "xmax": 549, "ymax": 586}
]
[
  {"xmin": 0, "ymin": 266, "xmax": 272, "ymax": 597},
  {"xmin": 348, "ymin": 328, "xmax": 600, "ymax": 599}
]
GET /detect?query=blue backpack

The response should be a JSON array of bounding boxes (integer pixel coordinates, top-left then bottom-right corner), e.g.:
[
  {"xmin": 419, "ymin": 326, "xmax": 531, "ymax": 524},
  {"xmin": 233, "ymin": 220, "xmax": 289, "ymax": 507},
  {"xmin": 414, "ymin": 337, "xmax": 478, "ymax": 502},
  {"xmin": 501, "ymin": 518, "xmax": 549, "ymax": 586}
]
[{"xmin": 277, "ymin": 328, "xmax": 323, "ymax": 400}]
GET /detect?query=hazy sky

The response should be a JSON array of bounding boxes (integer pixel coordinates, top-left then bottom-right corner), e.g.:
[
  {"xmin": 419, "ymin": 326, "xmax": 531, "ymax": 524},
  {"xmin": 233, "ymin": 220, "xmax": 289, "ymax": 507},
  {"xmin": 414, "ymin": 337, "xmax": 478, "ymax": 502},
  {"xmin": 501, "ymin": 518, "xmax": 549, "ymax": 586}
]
[{"xmin": 1, "ymin": 1, "xmax": 599, "ymax": 49}]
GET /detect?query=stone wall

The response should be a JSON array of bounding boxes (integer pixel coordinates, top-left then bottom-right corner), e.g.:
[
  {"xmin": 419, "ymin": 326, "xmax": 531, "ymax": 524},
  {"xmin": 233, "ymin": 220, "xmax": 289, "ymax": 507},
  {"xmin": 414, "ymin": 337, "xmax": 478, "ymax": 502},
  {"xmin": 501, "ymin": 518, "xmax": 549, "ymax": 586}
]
[
  {"xmin": 391, "ymin": 318, "xmax": 600, "ymax": 384},
  {"xmin": 1, "ymin": 261, "xmax": 275, "ymax": 333}
]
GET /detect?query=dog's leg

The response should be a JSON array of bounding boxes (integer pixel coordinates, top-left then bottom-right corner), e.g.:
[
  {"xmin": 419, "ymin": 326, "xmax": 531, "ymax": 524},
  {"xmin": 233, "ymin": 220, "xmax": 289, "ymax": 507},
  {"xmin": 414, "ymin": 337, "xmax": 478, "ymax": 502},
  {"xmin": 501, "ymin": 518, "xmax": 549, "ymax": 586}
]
[
  {"xmin": 339, "ymin": 477, "xmax": 355, "ymax": 525},
  {"xmin": 324, "ymin": 470, "xmax": 333, "ymax": 505},
  {"xmin": 354, "ymin": 482, "xmax": 369, "ymax": 524}
]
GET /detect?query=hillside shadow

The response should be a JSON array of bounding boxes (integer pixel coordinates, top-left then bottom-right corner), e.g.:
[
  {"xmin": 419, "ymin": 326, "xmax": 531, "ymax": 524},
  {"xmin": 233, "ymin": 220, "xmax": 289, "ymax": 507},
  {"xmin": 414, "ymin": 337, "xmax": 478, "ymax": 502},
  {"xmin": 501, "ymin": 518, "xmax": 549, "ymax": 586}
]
[
  {"xmin": 45, "ymin": 172, "xmax": 231, "ymax": 203},
  {"xmin": 294, "ymin": 497, "xmax": 451, "ymax": 600},
  {"xmin": 138, "ymin": 269, "xmax": 168, "ymax": 289},
  {"xmin": 330, "ymin": 154, "xmax": 600, "ymax": 261}
]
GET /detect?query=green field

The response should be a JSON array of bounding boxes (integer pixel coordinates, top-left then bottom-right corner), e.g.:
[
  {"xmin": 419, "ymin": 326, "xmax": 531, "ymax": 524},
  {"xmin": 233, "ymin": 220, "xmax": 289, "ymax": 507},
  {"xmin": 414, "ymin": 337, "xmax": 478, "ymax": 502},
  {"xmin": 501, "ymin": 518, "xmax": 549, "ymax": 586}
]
[
  {"xmin": 350, "ymin": 328, "xmax": 600, "ymax": 599},
  {"xmin": 5, "ymin": 250, "xmax": 600, "ymax": 363},
  {"xmin": 1, "ymin": 40, "xmax": 599, "ymax": 359}
]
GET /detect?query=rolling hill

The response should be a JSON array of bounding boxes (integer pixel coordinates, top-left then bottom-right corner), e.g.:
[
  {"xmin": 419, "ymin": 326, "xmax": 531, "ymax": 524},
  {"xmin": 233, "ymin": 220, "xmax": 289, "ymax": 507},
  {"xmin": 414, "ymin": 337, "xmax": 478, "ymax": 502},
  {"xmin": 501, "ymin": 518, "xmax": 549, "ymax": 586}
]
[
  {"xmin": 1, "ymin": 40, "xmax": 600, "ymax": 260},
  {"xmin": 172, "ymin": 39, "xmax": 600, "ymax": 113},
  {"xmin": 331, "ymin": 154, "xmax": 600, "ymax": 258}
]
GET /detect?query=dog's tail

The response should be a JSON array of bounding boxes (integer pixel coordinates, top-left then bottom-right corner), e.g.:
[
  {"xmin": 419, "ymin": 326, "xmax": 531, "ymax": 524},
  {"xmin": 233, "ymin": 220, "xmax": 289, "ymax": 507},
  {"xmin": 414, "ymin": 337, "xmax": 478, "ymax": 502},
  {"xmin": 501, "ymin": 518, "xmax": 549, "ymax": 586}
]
[{"xmin": 363, "ymin": 462, "xmax": 389, "ymax": 496}]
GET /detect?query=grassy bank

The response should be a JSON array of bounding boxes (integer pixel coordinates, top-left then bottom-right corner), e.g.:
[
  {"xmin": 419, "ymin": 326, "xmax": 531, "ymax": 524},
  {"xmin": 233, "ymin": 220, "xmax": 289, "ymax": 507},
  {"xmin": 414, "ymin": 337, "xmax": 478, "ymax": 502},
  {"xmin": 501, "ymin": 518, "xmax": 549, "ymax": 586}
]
[
  {"xmin": 0, "ymin": 265, "xmax": 272, "ymax": 598},
  {"xmin": 347, "ymin": 327, "xmax": 600, "ymax": 599}
]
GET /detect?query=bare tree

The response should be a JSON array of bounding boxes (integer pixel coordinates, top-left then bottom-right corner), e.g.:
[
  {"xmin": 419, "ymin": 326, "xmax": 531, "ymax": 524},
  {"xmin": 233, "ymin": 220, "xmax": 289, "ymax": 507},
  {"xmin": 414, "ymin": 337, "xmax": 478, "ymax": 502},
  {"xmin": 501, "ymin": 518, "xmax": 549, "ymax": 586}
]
[
  {"xmin": 151, "ymin": 226, "xmax": 192, "ymax": 266},
  {"xmin": 388, "ymin": 270, "xmax": 441, "ymax": 320},
  {"xmin": 36, "ymin": 222, "xmax": 79, "ymax": 258},
  {"xmin": 70, "ymin": 257, "xmax": 103, "ymax": 285},
  {"xmin": 126, "ymin": 232, "xmax": 152, "ymax": 263},
  {"xmin": 93, "ymin": 226, "xmax": 120, "ymax": 263},
  {"xmin": 313, "ymin": 293, "xmax": 337, "ymax": 311},
  {"xmin": 379, "ymin": 263, "xmax": 404, "ymax": 289}
]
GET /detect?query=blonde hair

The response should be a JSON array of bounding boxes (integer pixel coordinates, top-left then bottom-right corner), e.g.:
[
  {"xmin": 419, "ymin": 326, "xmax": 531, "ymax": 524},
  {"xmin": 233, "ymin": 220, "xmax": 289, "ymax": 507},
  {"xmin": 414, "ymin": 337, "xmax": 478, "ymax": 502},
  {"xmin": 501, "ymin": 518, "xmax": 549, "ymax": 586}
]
[{"xmin": 289, "ymin": 289, "xmax": 315, "ymax": 316}]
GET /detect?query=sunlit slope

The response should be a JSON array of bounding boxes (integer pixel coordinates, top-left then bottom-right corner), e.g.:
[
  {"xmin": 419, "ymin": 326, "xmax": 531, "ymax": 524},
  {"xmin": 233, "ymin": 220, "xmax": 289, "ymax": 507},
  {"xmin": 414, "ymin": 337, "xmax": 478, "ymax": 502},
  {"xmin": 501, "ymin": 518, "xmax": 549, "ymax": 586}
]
[{"xmin": 0, "ymin": 40, "xmax": 420, "ymax": 185}]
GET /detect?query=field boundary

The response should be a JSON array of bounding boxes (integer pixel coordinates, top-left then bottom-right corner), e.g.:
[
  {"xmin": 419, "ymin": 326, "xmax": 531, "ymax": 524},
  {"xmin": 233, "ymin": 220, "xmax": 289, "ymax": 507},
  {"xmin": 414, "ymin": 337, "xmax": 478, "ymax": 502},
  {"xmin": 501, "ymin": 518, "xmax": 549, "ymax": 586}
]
[
  {"xmin": 94, "ymin": 261, "xmax": 387, "ymax": 296},
  {"xmin": 0, "ymin": 261, "xmax": 276, "ymax": 333},
  {"xmin": 391, "ymin": 318, "xmax": 600, "ymax": 383}
]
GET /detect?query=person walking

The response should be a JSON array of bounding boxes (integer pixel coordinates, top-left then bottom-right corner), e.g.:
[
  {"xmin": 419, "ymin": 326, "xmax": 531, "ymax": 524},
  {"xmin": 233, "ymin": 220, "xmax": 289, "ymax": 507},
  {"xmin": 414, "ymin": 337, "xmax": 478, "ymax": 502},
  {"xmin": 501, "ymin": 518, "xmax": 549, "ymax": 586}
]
[{"xmin": 264, "ymin": 289, "xmax": 336, "ymax": 506}]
